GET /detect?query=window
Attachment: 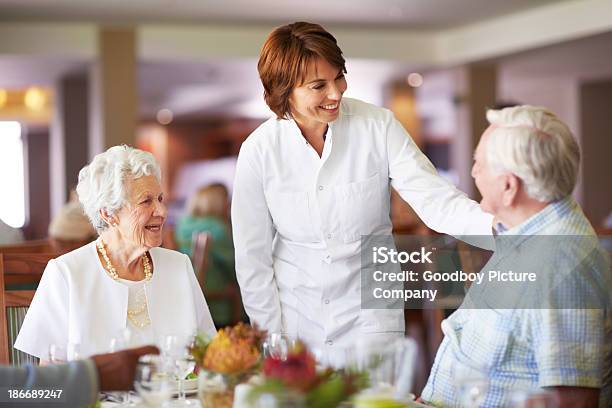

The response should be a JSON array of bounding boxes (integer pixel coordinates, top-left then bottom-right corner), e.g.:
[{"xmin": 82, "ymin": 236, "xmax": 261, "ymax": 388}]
[{"xmin": 0, "ymin": 121, "xmax": 26, "ymax": 228}]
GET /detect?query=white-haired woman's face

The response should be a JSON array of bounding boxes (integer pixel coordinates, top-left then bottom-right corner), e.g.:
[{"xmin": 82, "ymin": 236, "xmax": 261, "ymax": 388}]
[{"xmin": 114, "ymin": 175, "xmax": 166, "ymax": 249}]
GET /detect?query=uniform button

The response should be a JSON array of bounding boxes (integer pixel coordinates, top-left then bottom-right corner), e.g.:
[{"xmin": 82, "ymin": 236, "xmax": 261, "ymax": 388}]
[
  {"xmin": 318, "ymin": 185, "xmax": 324, "ymax": 191},
  {"xmin": 324, "ymin": 299, "xmax": 330, "ymax": 304},
  {"xmin": 326, "ymin": 233, "xmax": 332, "ymax": 239},
  {"xmin": 326, "ymin": 340, "xmax": 333, "ymax": 346}
]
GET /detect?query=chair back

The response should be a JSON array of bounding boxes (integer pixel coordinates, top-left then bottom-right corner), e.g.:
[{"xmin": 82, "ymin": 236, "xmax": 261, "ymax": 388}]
[
  {"xmin": 1, "ymin": 253, "xmax": 53, "ymax": 287},
  {"xmin": 0, "ymin": 239, "xmax": 54, "ymax": 254},
  {"xmin": 189, "ymin": 232, "xmax": 244, "ymax": 325},
  {"xmin": 191, "ymin": 232, "xmax": 212, "ymax": 288},
  {"xmin": 0, "ymin": 252, "xmax": 54, "ymax": 365},
  {"xmin": 49, "ymin": 238, "xmax": 93, "ymax": 254}
]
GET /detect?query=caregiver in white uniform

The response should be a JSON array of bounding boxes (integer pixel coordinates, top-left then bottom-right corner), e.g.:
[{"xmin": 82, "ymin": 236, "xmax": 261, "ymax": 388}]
[{"xmin": 231, "ymin": 22, "xmax": 493, "ymax": 363}]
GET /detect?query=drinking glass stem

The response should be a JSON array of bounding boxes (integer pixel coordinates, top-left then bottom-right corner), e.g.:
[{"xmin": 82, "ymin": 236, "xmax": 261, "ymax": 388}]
[{"xmin": 178, "ymin": 378, "xmax": 185, "ymax": 401}]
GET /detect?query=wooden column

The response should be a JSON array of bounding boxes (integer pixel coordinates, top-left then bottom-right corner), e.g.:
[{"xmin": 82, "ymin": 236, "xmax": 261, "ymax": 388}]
[
  {"xmin": 89, "ymin": 27, "xmax": 137, "ymax": 157},
  {"xmin": 453, "ymin": 64, "xmax": 497, "ymax": 199}
]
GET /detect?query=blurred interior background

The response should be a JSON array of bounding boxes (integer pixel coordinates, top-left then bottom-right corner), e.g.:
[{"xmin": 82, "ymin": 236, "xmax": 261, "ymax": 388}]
[{"xmin": 0, "ymin": 0, "xmax": 611, "ymax": 238}]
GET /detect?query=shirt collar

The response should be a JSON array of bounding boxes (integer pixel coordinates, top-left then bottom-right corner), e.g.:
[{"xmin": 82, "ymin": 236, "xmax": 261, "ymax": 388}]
[{"xmin": 499, "ymin": 196, "xmax": 574, "ymax": 236}]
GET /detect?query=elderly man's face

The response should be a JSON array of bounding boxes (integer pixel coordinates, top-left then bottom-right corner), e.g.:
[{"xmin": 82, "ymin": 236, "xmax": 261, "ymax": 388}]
[
  {"xmin": 116, "ymin": 175, "xmax": 167, "ymax": 249},
  {"xmin": 472, "ymin": 126, "xmax": 506, "ymax": 215}
]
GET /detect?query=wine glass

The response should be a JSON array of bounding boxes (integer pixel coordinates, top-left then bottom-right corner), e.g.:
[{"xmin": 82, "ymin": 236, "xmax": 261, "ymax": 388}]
[
  {"xmin": 134, "ymin": 354, "xmax": 173, "ymax": 408},
  {"xmin": 109, "ymin": 328, "xmax": 133, "ymax": 352},
  {"xmin": 262, "ymin": 333, "xmax": 297, "ymax": 360},
  {"xmin": 391, "ymin": 338, "xmax": 418, "ymax": 401},
  {"xmin": 452, "ymin": 362, "xmax": 489, "ymax": 408},
  {"xmin": 109, "ymin": 329, "xmax": 137, "ymax": 407},
  {"xmin": 350, "ymin": 337, "xmax": 417, "ymax": 405},
  {"xmin": 159, "ymin": 333, "xmax": 196, "ymax": 358},
  {"xmin": 172, "ymin": 352, "xmax": 196, "ymax": 406},
  {"xmin": 48, "ymin": 344, "xmax": 66, "ymax": 364},
  {"xmin": 67, "ymin": 342, "xmax": 81, "ymax": 361},
  {"xmin": 510, "ymin": 389, "xmax": 559, "ymax": 408},
  {"xmin": 159, "ymin": 334, "xmax": 197, "ymax": 407}
]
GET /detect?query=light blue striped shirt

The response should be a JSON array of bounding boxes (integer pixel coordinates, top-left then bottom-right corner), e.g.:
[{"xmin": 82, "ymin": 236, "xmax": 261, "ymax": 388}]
[{"xmin": 422, "ymin": 197, "xmax": 612, "ymax": 407}]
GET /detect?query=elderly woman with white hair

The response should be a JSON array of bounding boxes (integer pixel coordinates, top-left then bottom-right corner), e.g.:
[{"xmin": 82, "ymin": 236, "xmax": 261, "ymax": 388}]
[{"xmin": 15, "ymin": 146, "xmax": 216, "ymax": 363}]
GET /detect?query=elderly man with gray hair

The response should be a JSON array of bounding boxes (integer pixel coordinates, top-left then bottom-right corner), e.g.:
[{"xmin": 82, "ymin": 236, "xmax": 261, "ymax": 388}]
[{"xmin": 421, "ymin": 106, "xmax": 611, "ymax": 407}]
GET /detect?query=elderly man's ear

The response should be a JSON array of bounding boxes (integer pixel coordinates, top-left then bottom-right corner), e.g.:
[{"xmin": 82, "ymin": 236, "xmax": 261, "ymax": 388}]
[
  {"xmin": 502, "ymin": 174, "xmax": 521, "ymax": 207},
  {"xmin": 100, "ymin": 208, "xmax": 119, "ymax": 228}
]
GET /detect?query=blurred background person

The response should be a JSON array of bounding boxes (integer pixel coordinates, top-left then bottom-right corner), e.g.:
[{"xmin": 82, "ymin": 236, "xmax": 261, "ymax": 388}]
[
  {"xmin": 47, "ymin": 188, "xmax": 97, "ymax": 252},
  {"xmin": 175, "ymin": 182, "xmax": 238, "ymax": 327}
]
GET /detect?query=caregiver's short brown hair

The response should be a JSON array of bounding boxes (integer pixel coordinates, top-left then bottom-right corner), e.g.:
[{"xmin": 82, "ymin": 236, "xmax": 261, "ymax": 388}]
[{"xmin": 258, "ymin": 22, "xmax": 347, "ymax": 120}]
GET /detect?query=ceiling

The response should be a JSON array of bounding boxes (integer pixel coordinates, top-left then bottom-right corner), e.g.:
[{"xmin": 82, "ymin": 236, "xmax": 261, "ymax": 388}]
[
  {"xmin": 0, "ymin": 0, "xmax": 611, "ymax": 122},
  {"xmin": 0, "ymin": 0, "xmax": 565, "ymax": 28}
]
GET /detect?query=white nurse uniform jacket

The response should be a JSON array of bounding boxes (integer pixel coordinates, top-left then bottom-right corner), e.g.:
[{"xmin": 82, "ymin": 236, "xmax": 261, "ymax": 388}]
[{"xmin": 231, "ymin": 98, "xmax": 493, "ymax": 363}]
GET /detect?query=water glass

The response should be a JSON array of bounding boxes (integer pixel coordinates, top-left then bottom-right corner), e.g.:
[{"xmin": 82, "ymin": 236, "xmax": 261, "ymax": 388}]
[
  {"xmin": 109, "ymin": 328, "xmax": 134, "ymax": 352},
  {"xmin": 511, "ymin": 389, "xmax": 559, "ymax": 408},
  {"xmin": 109, "ymin": 329, "xmax": 136, "ymax": 406},
  {"xmin": 135, "ymin": 354, "xmax": 172, "ymax": 407},
  {"xmin": 67, "ymin": 342, "xmax": 80, "ymax": 361},
  {"xmin": 262, "ymin": 333, "xmax": 297, "ymax": 360},
  {"xmin": 349, "ymin": 337, "xmax": 417, "ymax": 403},
  {"xmin": 452, "ymin": 362, "xmax": 489, "ymax": 408},
  {"xmin": 48, "ymin": 344, "xmax": 65, "ymax": 364}
]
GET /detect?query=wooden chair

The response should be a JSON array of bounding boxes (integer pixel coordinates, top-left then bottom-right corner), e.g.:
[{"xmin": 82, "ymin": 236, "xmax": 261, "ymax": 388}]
[
  {"xmin": 49, "ymin": 238, "xmax": 93, "ymax": 254},
  {"xmin": 191, "ymin": 232, "xmax": 212, "ymax": 288},
  {"xmin": 0, "ymin": 252, "xmax": 54, "ymax": 365},
  {"xmin": 1, "ymin": 253, "xmax": 53, "ymax": 287},
  {"xmin": 0, "ymin": 238, "xmax": 91, "ymax": 256},
  {"xmin": 191, "ymin": 232, "xmax": 243, "ymax": 325},
  {"xmin": 0, "ymin": 239, "xmax": 54, "ymax": 254}
]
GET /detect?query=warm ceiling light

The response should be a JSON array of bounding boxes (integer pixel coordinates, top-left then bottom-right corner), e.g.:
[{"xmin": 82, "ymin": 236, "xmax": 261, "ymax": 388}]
[
  {"xmin": 407, "ymin": 73, "xmax": 424, "ymax": 88},
  {"xmin": 0, "ymin": 89, "xmax": 7, "ymax": 108},
  {"xmin": 156, "ymin": 108, "xmax": 173, "ymax": 125},
  {"xmin": 24, "ymin": 87, "xmax": 46, "ymax": 110}
]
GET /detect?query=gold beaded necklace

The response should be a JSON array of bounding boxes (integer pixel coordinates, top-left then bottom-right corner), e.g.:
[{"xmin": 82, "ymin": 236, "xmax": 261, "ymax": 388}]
[
  {"xmin": 96, "ymin": 238, "xmax": 152, "ymax": 328},
  {"xmin": 126, "ymin": 287, "xmax": 151, "ymax": 328},
  {"xmin": 96, "ymin": 238, "xmax": 152, "ymax": 281}
]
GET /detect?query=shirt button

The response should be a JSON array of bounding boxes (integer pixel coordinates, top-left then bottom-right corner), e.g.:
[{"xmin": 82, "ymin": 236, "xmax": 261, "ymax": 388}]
[
  {"xmin": 326, "ymin": 340, "xmax": 333, "ymax": 346},
  {"xmin": 324, "ymin": 299, "xmax": 330, "ymax": 305},
  {"xmin": 318, "ymin": 185, "xmax": 324, "ymax": 191}
]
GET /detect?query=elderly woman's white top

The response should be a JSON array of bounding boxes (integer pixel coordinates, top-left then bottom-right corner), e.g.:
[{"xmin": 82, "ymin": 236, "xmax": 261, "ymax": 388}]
[{"xmin": 15, "ymin": 242, "xmax": 216, "ymax": 360}]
